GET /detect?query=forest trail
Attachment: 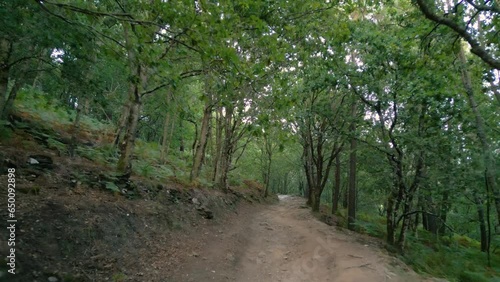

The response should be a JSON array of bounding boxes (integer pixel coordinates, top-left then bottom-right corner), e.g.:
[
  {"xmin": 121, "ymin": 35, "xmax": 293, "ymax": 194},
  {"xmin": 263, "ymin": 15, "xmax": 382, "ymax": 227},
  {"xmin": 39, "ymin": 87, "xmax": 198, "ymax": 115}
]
[{"xmin": 168, "ymin": 196, "xmax": 438, "ymax": 282}]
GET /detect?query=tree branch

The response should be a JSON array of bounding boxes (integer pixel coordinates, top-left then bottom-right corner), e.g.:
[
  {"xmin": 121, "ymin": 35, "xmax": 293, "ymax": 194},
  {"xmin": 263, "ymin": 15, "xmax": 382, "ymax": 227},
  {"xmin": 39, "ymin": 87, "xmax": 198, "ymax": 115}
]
[{"xmin": 415, "ymin": 0, "xmax": 500, "ymax": 70}]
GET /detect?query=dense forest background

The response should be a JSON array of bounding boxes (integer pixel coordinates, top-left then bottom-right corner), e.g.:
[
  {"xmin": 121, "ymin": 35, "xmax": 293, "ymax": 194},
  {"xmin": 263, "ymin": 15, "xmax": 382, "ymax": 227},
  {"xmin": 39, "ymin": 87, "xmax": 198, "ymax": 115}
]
[{"xmin": 1, "ymin": 0, "xmax": 499, "ymax": 280}]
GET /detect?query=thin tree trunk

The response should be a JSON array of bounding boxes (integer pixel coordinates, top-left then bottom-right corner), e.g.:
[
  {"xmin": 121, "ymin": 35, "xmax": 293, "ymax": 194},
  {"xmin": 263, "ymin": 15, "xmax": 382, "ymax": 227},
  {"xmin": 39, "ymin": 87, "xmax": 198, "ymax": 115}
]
[
  {"xmin": 439, "ymin": 189, "xmax": 451, "ymax": 235},
  {"xmin": 212, "ymin": 107, "xmax": 223, "ymax": 181},
  {"xmin": 0, "ymin": 39, "xmax": 11, "ymax": 120},
  {"xmin": 191, "ymin": 93, "xmax": 212, "ymax": 181},
  {"xmin": 117, "ymin": 23, "xmax": 143, "ymax": 177},
  {"xmin": 264, "ymin": 134, "xmax": 272, "ymax": 197},
  {"xmin": 342, "ymin": 182, "xmax": 348, "ymax": 209},
  {"xmin": 114, "ymin": 99, "xmax": 131, "ymax": 147},
  {"xmin": 303, "ymin": 135, "xmax": 314, "ymax": 206},
  {"xmin": 475, "ymin": 195, "xmax": 489, "ymax": 252},
  {"xmin": 68, "ymin": 99, "xmax": 84, "ymax": 158},
  {"xmin": 160, "ymin": 111, "xmax": 172, "ymax": 164},
  {"xmin": 332, "ymin": 151, "xmax": 341, "ymax": 214},
  {"xmin": 1, "ymin": 80, "xmax": 20, "ymax": 120},
  {"xmin": 216, "ymin": 105, "xmax": 234, "ymax": 191},
  {"xmin": 386, "ymin": 191, "xmax": 397, "ymax": 245},
  {"xmin": 179, "ymin": 120, "xmax": 185, "ymax": 152},
  {"xmin": 347, "ymin": 102, "xmax": 357, "ymax": 231},
  {"xmin": 0, "ymin": 70, "xmax": 10, "ymax": 119},
  {"xmin": 397, "ymin": 194, "xmax": 414, "ymax": 251},
  {"xmin": 117, "ymin": 95, "xmax": 141, "ymax": 176},
  {"xmin": 166, "ymin": 112, "xmax": 176, "ymax": 157},
  {"xmin": 458, "ymin": 46, "xmax": 500, "ymax": 232},
  {"xmin": 421, "ymin": 195, "xmax": 439, "ymax": 234}
]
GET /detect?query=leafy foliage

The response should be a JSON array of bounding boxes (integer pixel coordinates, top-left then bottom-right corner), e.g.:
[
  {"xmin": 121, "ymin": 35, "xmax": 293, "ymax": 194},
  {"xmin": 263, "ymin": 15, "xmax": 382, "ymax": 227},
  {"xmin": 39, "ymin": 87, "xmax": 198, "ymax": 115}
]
[{"xmin": 1, "ymin": 0, "xmax": 499, "ymax": 280}]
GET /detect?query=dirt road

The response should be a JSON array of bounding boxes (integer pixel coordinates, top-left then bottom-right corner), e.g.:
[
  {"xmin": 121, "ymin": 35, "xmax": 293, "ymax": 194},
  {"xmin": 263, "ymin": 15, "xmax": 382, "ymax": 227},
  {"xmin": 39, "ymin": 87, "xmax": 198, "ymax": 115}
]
[{"xmin": 168, "ymin": 195, "xmax": 436, "ymax": 282}]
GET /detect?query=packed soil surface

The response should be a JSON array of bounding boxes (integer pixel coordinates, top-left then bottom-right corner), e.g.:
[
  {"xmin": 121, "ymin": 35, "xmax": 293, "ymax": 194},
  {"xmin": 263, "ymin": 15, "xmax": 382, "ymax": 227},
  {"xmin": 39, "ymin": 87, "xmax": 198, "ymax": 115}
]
[
  {"xmin": 0, "ymin": 127, "xmax": 445, "ymax": 282},
  {"xmin": 167, "ymin": 195, "xmax": 444, "ymax": 282}
]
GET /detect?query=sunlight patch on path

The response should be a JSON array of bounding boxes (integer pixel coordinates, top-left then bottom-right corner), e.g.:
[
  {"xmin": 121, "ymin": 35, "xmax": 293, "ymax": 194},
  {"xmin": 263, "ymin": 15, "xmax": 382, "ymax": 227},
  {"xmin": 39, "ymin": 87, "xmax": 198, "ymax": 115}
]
[{"xmin": 277, "ymin": 194, "xmax": 292, "ymax": 201}]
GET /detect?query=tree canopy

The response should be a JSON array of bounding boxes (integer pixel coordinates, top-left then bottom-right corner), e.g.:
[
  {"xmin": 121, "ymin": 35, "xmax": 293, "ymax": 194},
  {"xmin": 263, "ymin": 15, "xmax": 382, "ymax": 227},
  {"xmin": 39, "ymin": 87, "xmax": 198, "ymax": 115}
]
[{"xmin": 1, "ymin": 0, "xmax": 499, "ymax": 278}]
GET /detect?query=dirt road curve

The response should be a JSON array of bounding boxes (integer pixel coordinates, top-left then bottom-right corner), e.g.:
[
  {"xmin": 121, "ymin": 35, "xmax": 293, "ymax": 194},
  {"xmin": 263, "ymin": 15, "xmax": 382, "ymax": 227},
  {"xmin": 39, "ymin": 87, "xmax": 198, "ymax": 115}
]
[{"xmin": 168, "ymin": 196, "xmax": 438, "ymax": 282}]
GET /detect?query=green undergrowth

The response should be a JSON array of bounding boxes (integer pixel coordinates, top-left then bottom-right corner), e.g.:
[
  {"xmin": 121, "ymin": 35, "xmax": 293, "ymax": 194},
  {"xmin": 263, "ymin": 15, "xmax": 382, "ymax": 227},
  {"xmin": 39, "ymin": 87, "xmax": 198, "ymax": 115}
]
[
  {"xmin": 15, "ymin": 87, "xmax": 113, "ymax": 132},
  {"xmin": 404, "ymin": 232, "xmax": 500, "ymax": 281},
  {"xmin": 12, "ymin": 88, "xmax": 197, "ymax": 184},
  {"xmin": 9, "ymin": 86, "xmax": 272, "ymax": 205},
  {"xmin": 327, "ymin": 207, "xmax": 499, "ymax": 281}
]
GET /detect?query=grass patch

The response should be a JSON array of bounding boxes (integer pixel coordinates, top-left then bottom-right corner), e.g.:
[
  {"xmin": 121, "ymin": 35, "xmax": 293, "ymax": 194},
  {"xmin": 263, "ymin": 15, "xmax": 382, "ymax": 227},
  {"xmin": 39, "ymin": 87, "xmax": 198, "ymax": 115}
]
[
  {"xmin": 324, "ymin": 207, "xmax": 499, "ymax": 281},
  {"xmin": 403, "ymin": 231, "xmax": 500, "ymax": 281},
  {"xmin": 355, "ymin": 213, "xmax": 386, "ymax": 239}
]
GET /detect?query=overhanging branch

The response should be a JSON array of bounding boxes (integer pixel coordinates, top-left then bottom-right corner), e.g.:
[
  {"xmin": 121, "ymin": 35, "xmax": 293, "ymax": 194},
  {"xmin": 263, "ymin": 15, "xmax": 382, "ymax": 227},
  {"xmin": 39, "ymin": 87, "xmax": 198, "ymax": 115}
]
[{"xmin": 415, "ymin": 0, "xmax": 500, "ymax": 70}]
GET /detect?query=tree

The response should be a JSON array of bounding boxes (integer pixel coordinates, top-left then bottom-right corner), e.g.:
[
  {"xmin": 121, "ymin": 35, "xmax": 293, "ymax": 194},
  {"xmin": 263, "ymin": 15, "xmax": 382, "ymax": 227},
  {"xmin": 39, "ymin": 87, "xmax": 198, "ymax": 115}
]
[{"xmin": 415, "ymin": 0, "xmax": 500, "ymax": 70}]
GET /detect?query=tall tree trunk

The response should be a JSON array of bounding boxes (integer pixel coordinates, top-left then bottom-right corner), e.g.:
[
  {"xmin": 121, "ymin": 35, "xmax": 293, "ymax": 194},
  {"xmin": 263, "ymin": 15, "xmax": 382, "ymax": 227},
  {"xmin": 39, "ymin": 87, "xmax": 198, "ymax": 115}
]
[
  {"xmin": 347, "ymin": 103, "xmax": 357, "ymax": 231},
  {"xmin": 0, "ymin": 38, "xmax": 11, "ymax": 120},
  {"xmin": 117, "ymin": 94, "xmax": 141, "ymax": 176},
  {"xmin": 191, "ymin": 78, "xmax": 212, "ymax": 181},
  {"xmin": 212, "ymin": 107, "xmax": 223, "ymax": 181},
  {"xmin": 397, "ymin": 190, "xmax": 417, "ymax": 251},
  {"xmin": 263, "ymin": 134, "xmax": 272, "ymax": 197},
  {"xmin": 342, "ymin": 182, "xmax": 348, "ymax": 209},
  {"xmin": 283, "ymin": 172, "xmax": 289, "ymax": 193},
  {"xmin": 458, "ymin": 46, "xmax": 500, "ymax": 232},
  {"xmin": 179, "ymin": 120, "xmax": 185, "ymax": 152},
  {"xmin": 117, "ymin": 23, "xmax": 143, "ymax": 177},
  {"xmin": 166, "ymin": 112, "xmax": 176, "ymax": 156},
  {"xmin": 1, "ymin": 80, "xmax": 20, "ymax": 120},
  {"xmin": 215, "ymin": 105, "xmax": 235, "ymax": 191},
  {"xmin": 160, "ymin": 111, "xmax": 172, "ymax": 164},
  {"xmin": 386, "ymin": 192, "xmax": 397, "ymax": 245},
  {"xmin": 311, "ymin": 187, "xmax": 321, "ymax": 212},
  {"xmin": 68, "ymin": 99, "xmax": 84, "ymax": 158},
  {"xmin": 421, "ymin": 195, "xmax": 439, "ymax": 234},
  {"xmin": 0, "ymin": 69, "xmax": 9, "ymax": 119},
  {"xmin": 439, "ymin": 189, "xmax": 451, "ymax": 235},
  {"xmin": 475, "ymin": 195, "xmax": 489, "ymax": 252},
  {"xmin": 332, "ymin": 151, "xmax": 341, "ymax": 214},
  {"xmin": 114, "ymin": 94, "xmax": 131, "ymax": 147},
  {"xmin": 303, "ymin": 137, "xmax": 314, "ymax": 206}
]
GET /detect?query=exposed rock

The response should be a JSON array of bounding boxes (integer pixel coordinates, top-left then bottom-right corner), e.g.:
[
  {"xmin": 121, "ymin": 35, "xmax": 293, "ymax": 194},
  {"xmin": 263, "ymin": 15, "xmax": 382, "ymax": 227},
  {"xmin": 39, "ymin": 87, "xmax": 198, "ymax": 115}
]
[
  {"xmin": 197, "ymin": 206, "xmax": 214, "ymax": 219},
  {"xmin": 27, "ymin": 154, "xmax": 54, "ymax": 170}
]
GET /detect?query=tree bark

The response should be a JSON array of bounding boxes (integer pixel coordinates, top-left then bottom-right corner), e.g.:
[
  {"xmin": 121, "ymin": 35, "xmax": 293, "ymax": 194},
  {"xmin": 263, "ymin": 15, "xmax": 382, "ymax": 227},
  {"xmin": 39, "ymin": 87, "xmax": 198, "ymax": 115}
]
[
  {"xmin": 263, "ymin": 133, "xmax": 272, "ymax": 197},
  {"xmin": 215, "ymin": 105, "xmax": 236, "ymax": 191},
  {"xmin": 386, "ymin": 192, "xmax": 397, "ymax": 245},
  {"xmin": 332, "ymin": 152, "xmax": 341, "ymax": 214},
  {"xmin": 68, "ymin": 99, "xmax": 83, "ymax": 158},
  {"xmin": 1, "ymin": 80, "xmax": 21, "ymax": 120},
  {"xmin": 212, "ymin": 107, "xmax": 223, "ymax": 181},
  {"xmin": 160, "ymin": 111, "xmax": 172, "ymax": 164},
  {"xmin": 116, "ymin": 23, "xmax": 143, "ymax": 177},
  {"xmin": 0, "ymin": 68, "xmax": 9, "ymax": 119},
  {"xmin": 190, "ymin": 73, "xmax": 213, "ymax": 181},
  {"xmin": 347, "ymin": 102, "xmax": 357, "ymax": 231},
  {"xmin": 114, "ymin": 94, "xmax": 131, "ymax": 147},
  {"xmin": 475, "ymin": 195, "xmax": 489, "ymax": 252},
  {"xmin": 191, "ymin": 97, "xmax": 212, "ymax": 181},
  {"xmin": 0, "ymin": 38, "xmax": 11, "ymax": 120},
  {"xmin": 117, "ymin": 94, "xmax": 141, "ymax": 176}
]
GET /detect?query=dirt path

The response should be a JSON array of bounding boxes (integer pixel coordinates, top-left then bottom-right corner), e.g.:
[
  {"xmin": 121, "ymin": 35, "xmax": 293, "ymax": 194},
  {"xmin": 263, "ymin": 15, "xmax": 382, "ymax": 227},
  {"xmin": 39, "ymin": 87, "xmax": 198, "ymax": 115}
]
[{"xmin": 167, "ymin": 196, "xmax": 438, "ymax": 282}]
